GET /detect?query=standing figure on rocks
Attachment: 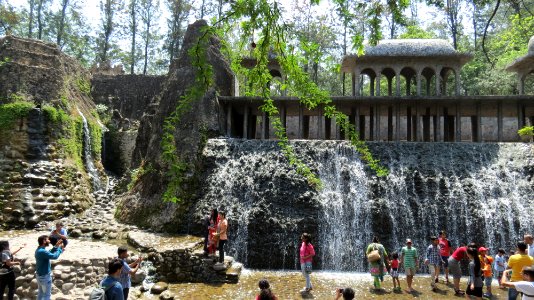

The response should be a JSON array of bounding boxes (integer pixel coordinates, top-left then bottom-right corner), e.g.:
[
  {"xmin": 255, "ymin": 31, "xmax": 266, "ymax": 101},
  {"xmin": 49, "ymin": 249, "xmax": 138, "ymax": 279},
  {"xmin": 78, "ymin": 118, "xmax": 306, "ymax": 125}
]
[
  {"xmin": 35, "ymin": 235, "xmax": 63, "ymax": 300},
  {"xmin": 425, "ymin": 236, "xmax": 442, "ymax": 291},
  {"xmin": 465, "ymin": 247, "xmax": 483, "ymax": 300},
  {"xmin": 217, "ymin": 211, "xmax": 228, "ymax": 264},
  {"xmin": 117, "ymin": 247, "xmax": 143, "ymax": 300},
  {"xmin": 400, "ymin": 238, "xmax": 418, "ymax": 293},
  {"xmin": 208, "ymin": 208, "xmax": 220, "ymax": 255},
  {"xmin": 299, "ymin": 232, "xmax": 315, "ymax": 293},
  {"xmin": 99, "ymin": 258, "xmax": 124, "ymax": 300},
  {"xmin": 438, "ymin": 230, "xmax": 452, "ymax": 283},
  {"xmin": 49, "ymin": 222, "xmax": 68, "ymax": 248},
  {"xmin": 366, "ymin": 236, "xmax": 388, "ymax": 290},
  {"xmin": 0, "ymin": 241, "xmax": 23, "ymax": 300},
  {"xmin": 448, "ymin": 243, "xmax": 469, "ymax": 295}
]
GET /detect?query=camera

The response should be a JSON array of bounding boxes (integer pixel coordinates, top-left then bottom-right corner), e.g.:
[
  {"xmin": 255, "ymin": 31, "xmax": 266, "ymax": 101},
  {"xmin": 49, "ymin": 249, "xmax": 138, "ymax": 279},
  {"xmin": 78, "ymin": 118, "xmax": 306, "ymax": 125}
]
[{"xmin": 338, "ymin": 288, "xmax": 344, "ymax": 293}]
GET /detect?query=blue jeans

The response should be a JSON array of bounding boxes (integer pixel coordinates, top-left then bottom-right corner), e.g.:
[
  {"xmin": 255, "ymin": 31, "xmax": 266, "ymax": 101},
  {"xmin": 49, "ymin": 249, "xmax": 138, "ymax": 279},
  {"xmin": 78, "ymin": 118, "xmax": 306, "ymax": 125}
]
[
  {"xmin": 301, "ymin": 262, "xmax": 312, "ymax": 289},
  {"xmin": 36, "ymin": 273, "xmax": 52, "ymax": 300},
  {"xmin": 508, "ymin": 287, "xmax": 519, "ymax": 300}
]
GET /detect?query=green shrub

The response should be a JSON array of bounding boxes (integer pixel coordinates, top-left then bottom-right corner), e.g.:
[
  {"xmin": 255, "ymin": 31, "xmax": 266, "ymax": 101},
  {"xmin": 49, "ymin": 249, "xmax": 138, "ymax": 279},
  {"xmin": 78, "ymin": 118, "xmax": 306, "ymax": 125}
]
[
  {"xmin": 518, "ymin": 126, "xmax": 534, "ymax": 137},
  {"xmin": 0, "ymin": 101, "xmax": 33, "ymax": 129}
]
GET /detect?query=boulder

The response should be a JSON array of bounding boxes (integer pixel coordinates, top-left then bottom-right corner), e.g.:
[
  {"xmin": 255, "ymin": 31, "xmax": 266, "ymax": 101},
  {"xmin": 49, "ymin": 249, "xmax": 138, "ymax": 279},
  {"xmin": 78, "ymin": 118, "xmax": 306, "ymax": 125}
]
[{"xmin": 150, "ymin": 282, "xmax": 168, "ymax": 294}]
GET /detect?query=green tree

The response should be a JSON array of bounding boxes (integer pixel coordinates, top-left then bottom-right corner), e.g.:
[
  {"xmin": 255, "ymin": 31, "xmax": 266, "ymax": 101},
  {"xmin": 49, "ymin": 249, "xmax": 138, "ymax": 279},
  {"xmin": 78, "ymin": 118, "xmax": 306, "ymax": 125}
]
[
  {"xmin": 165, "ymin": 0, "xmax": 192, "ymax": 62},
  {"xmin": 128, "ymin": 0, "xmax": 140, "ymax": 74},
  {"xmin": 0, "ymin": 1, "xmax": 21, "ymax": 35},
  {"xmin": 139, "ymin": 0, "xmax": 160, "ymax": 74},
  {"xmin": 96, "ymin": 0, "xmax": 123, "ymax": 63}
]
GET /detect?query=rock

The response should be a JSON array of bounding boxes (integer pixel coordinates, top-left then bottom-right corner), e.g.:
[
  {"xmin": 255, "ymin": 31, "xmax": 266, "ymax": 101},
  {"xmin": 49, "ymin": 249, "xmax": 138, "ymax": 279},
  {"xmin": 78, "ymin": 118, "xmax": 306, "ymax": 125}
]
[
  {"xmin": 69, "ymin": 229, "xmax": 82, "ymax": 238},
  {"xmin": 150, "ymin": 282, "xmax": 168, "ymax": 294},
  {"xmin": 131, "ymin": 269, "xmax": 146, "ymax": 285},
  {"xmin": 92, "ymin": 231, "xmax": 104, "ymax": 239},
  {"xmin": 61, "ymin": 282, "xmax": 74, "ymax": 292},
  {"xmin": 159, "ymin": 290, "xmax": 174, "ymax": 300}
]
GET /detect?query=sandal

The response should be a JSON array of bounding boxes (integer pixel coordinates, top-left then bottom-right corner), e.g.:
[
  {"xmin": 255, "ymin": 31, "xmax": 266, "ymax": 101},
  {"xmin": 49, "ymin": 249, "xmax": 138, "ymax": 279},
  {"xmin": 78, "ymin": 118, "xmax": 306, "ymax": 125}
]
[{"xmin": 454, "ymin": 290, "xmax": 465, "ymax": 295}]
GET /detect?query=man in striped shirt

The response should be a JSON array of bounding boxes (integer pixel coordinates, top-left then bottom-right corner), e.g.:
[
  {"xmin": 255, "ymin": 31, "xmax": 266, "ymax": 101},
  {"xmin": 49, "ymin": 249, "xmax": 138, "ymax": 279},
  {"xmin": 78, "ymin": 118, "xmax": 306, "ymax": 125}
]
[
  {"xmin": 425, "ymin": 236, "xmax": 442, "ymax": 290},
  {"xmin": 401, "ymin": 239, "xmax": 419, "ymax": 293}
]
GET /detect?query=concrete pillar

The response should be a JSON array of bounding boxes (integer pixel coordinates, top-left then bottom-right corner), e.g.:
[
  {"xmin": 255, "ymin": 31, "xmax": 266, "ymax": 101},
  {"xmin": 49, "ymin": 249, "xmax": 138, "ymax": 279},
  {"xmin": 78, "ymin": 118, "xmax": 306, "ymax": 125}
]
[
  {"xmin": 435, "ymin": 105, "xmax": 441, "ymax": 142},
  {"xmin": 416, "ymin": 71, "xmax": 422, "ymax": 96},
  {"xmin": 396, "ymin": 72, "xmax": 401, "ymax": 96},
  {"xmin": 354, "ymin": 72, "xmax": 361, "ymax": 96},
  {"xmin": 388, "ymin": 106, "xmax": 393, "ymax": 141},
  {"xmin": 407, "ymin": 107, "xmax": 412, "ymax": 141},
  {"xmin": 243, "ymin": 106, "xmax": 249, "ymax": 139},
  {"xmin": 455, "ymin": 68, "xmax": 461, "ymax": 96},
  {"xmin": 443, "ymin": 107, "xmax": 449, "ymax": 141},
  {"xmin": 518, "ymin": 103, "xmax": 525, "ymax": 131},
  {"xmin": 435, "ymin": 66, "xmax": 442, "ymax": 96},
  {"xmin": 476, "ymin": 102, "xmax": 481, "ymax": 142},
  {"xmin": 455, "ymin": 102, "xmax": 461, "ymax": 142},
  {"xmin": 226, "ymin": 104, "xmax": 232, "ymax": 137},
  {"xmin": 369, "ymin": 106, "xmax": 374, "ymax": 141},
  {"xmin": 354, "ymin": 106, "xmax": 361, "ymax": 140},
  {"xmin": 280, "ymin": 104, "xmax": 287, "ymax": 130},
  {"xmin": 375, "ymin": 105, "xmax": 381, "ymax": 141},
  {"xmin": 423, "ymin": 107, "xmax": 431, "ymax": 141},
  {"xmin": 498, "ymin": 101, "xmax": 503, "ymax": 142},
  {"xmin": 376, "ymin": 72, "xmax": 382, "ymax": 96},
  {"xmin": 415, "ymin": 103, "xmax": 421, "ymax": 141},
  {"xmin": 318, "ymin": 106, "xmax": 325, "ymax": 139},
  {"xmin": 298, "ymin": 104, "xmax": 304, "ymax": 139},
  {"xmin": 261, "ymin": 111, "xmax": 269, "ymax": 140},
  {"xmin": 396, "ymin": 103, "xmax": 401, "ymax": 142}
]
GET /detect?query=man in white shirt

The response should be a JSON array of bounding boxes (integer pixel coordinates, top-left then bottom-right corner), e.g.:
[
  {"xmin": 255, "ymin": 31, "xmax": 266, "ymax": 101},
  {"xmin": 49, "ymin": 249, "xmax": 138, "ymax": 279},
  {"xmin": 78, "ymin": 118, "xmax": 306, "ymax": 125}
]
[
  {"xmin": 501, "ymin": 266, "xmax": 534, "ymax": 300},
  {"xmin": 525, "ymin": 234, "xmax": 534, "ymax": 258}
]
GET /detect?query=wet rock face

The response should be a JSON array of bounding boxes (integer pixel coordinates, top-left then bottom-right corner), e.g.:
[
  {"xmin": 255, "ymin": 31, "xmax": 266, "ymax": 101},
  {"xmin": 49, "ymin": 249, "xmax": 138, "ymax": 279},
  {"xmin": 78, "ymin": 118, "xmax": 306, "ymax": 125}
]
[{"xmin": 116, "ymin": 20, "xmax": 235, "ymax": 230}]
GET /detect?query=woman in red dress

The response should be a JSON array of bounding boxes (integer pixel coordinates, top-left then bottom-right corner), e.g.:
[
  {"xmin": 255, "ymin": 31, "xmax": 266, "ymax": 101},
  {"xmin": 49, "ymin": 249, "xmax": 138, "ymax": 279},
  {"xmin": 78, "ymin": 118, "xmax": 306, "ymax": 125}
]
[{"xmin": 207, "ymin": 208, "xmax": 219, "ymax": 255}]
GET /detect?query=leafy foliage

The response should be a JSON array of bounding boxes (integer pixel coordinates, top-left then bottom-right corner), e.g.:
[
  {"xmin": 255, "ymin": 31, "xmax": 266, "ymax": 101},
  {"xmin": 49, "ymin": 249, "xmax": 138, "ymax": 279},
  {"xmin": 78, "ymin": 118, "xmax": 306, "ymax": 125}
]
[{"xmin": 0, "ymin": 101, "xmax": 34, "ymax": 130}]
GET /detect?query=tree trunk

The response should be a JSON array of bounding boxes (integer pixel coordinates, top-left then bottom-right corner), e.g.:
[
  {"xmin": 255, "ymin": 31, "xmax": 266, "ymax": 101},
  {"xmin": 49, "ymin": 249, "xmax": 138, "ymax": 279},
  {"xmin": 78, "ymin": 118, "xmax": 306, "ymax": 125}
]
[
  {"xmin": 143, "ymin": 19, "xmax": 150, "ymax": 75},
  {"xmin": 28, "ymin": 0, "xmax": 35, "ymax": 38},
  {"xmin": 130, "ymin": 0, "xmax": 137, "ymax": 74},
  {"xmin": 37, "ymin": 0, "xmax": 44, "ymax": 40},
  {"xmin": 56, "ymin": 0, "xmax": 68, "ymax": 47}
]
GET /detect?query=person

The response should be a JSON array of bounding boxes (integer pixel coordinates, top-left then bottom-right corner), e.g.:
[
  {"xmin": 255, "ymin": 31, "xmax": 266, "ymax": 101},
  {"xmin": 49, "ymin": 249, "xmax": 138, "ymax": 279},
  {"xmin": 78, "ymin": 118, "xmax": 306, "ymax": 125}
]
[
  {"xmin": 299, "ymin": 233, "xmax": 315, "ymax": 293},
  {"xmin": 203, "ymin": 211, "xmax": 211, "ymax": 255},
  {"xmin": 35, "ymin": 235, "xmax": 63, "ymax": 300},
  {"xmin": 425, "ymin": 236, "xmax": 442, "ymax": 290},
  {"xmin": 256, "ymin": 279, "xmax": 277, "ymax": 300},
  {"xmin": 438, "ymin": 230, "xmax": 452, "ymax": 284},
  {"xmin": 465, "ymin": 247, "xmax": 483, "ymax": 300},
  {"xmin": 366, "ymin": 236, "xmax": 388, "ymax": 290},
  {"xmin": 100, "ymin": 258, "xmax": 124, "ymax": 300},
  {"xmin": 0, "ymin": 241, "xmax": 24, "ymax": 300},
  {"xmin": 217, "ymin": 211, "xmax": 228, "ymax": 264},
  {"xmin": 117, "ymin": 247, "xmax": 142, "ymax": 300},
  {"xmin": 207, "ymin": 208, "xmax": 219, "ymax": 255},
  {"xmin": 478, "ymin": 247, "xmax": 493, "ymax": 298},
  {"xmin": 449, "ymin": 243, "xmax": 469, "ymax": 295},
  {"xmin": 494, "ymin": 248, "xmax": 507, "ymax": 289},
  {"xmin": 334, "ymin": 287, "xmax": 355, "ymax": 300},
  {"xmin": 501, "ymin": 266, "xmax": 534, "ymax": 300},
  {"xmin": 525, "ymin": 234, "xmax": 534, "ymax": 258},
  {"xmin": 390, "ymin": 252, "xmax": 401, "ymax": 291},
  {"xmin": 49, "ymin": 222, "xmax": 68, "ymax": 248},
  {"xmin": 507, "ymin": 241, "xmax": 534, "ymax": 300},
  {"xmin": 400, "ymin": 238, "xmax": 418, "ymax": 293}
]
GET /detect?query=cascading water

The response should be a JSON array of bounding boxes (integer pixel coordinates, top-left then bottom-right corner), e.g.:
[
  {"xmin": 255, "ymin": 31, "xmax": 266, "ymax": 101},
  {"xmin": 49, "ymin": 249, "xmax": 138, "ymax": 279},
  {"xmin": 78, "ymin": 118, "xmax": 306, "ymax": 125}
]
[
  {"xmin": 197, "ymin": 139, "xmax": 534, "ymax": 271},
  {"xmin": 76, "ymin": 107, "xmax": 102, "ymax": 191}
]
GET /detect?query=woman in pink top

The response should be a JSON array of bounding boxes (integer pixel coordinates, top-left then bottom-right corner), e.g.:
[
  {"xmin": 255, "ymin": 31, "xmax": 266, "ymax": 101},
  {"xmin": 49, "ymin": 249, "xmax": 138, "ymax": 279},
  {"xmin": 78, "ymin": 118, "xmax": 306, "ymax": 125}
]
[
  {"xmin": 217, "ymin": 211, "xmax": 228, "ymax": 263},
  {"xmin": 299, "ymin": 233, "xmax": 315, "ymax": 293}
]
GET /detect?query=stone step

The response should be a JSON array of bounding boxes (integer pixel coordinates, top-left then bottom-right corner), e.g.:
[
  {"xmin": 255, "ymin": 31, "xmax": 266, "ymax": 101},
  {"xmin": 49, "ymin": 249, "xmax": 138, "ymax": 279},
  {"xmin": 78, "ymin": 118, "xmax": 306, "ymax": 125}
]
[{"xmin": 225, "ymin": 262, "xmax": 243, "ymax": 284}]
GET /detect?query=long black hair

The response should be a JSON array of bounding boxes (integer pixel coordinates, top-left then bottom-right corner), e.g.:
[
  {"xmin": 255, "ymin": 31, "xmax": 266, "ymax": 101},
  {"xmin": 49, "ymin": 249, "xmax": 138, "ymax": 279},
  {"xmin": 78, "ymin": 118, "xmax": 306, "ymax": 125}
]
[
  {"xmin": 0, "ymin": 240, "xmax": 8, "ymax": 251},
  {"xmin": 211, "ymin": 208, "xmax": 218, "ymax": 223},
  {"xmin": 467, "ymin": 247, "xmax": 481, "ymax": 276}
]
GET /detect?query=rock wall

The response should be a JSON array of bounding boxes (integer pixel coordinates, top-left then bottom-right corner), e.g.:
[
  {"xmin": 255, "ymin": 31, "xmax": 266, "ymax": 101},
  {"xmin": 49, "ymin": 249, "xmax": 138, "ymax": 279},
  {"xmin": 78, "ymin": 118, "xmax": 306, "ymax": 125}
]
[
  {"xmin": 90, "ymin": 74, "xmax": 165, "ymax": 121},
  {"xmin": 116, "ymin": 20, "xmax": 235, "ymax": 231}
]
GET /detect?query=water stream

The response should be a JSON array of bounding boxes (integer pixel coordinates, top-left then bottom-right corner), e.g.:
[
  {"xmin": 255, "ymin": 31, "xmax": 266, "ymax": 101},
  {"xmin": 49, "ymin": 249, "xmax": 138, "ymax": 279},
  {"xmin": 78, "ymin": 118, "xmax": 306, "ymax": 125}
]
[{"xmin": 76, "ymin": 107, "xmax": 102, "ymax": 191}]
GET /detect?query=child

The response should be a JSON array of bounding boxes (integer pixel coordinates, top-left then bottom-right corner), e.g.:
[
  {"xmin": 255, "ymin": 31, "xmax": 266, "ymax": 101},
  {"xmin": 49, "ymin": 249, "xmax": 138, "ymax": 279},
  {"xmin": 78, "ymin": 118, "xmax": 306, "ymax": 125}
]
[
  {"xmin": 391, "ymin": 252, "xmax": 401, "ymax": 291},
  {"xmin": 494, "ymin": 248, "xmax": 506, "ymax": 289},
  {"xmin": 478, "ymin": 247, "xmax": 493, "ymax": 298}
]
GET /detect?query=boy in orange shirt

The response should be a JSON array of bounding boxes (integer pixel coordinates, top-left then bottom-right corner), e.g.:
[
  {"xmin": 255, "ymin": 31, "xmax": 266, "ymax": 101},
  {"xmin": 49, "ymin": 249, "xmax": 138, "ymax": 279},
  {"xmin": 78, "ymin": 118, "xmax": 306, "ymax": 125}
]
[{"xmin": 479, "ymin": 247, "xmax": 494, "ymax": 298}]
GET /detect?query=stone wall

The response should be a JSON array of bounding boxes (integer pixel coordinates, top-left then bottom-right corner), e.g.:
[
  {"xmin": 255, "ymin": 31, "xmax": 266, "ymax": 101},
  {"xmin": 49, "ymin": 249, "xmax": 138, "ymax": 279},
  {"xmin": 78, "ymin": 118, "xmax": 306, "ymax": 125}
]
[{"xmin": 91, "ymin": 74, "xmax": 165, "ymax": 121}]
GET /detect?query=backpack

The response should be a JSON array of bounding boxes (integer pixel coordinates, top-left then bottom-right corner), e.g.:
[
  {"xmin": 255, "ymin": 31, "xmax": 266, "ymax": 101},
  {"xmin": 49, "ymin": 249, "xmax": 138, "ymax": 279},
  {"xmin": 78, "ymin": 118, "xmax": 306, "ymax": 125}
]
[{"xmin": 88, "ymin": 282, "xmax": 117, "ymax": 300}]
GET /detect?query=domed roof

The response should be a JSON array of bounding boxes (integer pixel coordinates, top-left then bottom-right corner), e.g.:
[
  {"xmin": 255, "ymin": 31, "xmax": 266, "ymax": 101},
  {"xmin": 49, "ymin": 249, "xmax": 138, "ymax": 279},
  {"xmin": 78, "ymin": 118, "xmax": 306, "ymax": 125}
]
[
  {"xmin": 528, "ymin": 35, "xmax": 534, "ymax": 55},
  {"xmin": 365, "ymin": 39, "xmax": 457, "ymax": 56}
]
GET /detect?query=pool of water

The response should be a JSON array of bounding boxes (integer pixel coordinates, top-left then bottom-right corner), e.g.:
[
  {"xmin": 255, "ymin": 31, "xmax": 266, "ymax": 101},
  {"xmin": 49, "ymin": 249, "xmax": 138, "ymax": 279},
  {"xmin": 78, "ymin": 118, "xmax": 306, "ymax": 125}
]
[{"xmin": 139, "ymin": 270, "xmax": 508, "ymax": 299}]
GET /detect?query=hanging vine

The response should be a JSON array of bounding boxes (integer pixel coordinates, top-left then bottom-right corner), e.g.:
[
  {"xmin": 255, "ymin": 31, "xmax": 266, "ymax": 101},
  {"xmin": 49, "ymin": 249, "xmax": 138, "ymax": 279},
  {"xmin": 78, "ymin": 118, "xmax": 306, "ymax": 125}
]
[{"xmin": 161, "ymin": 0, "xmax": 388, "ymax": 202}]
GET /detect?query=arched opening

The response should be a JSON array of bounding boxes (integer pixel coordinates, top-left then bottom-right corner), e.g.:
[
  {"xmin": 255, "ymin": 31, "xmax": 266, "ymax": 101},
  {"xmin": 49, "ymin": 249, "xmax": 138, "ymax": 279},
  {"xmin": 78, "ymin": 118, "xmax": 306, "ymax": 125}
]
[
  {"xmin": 361, "ymin": 68, "xmax": 376, "ymax": 96},
  {"xmin": 421, "ymin": 67, "xmax": 436, "ymax": 96},
  {"xmin": 523, "ymin": 70, "xmax": 534, "ymax": 95},
  {"xmin": 379, "ymin": 67, "xmax": 396, "ymax": 96},
  {"xmin": 269, "ymin": 69, "xmax": 283, "ymax": 96},
  {"xmin": 441, "ymin": 67, "xmax": 456, "ymax": 96},
  {"xmin": 401, "ymin": 67, "xmax": 417, "ymax": 96}
]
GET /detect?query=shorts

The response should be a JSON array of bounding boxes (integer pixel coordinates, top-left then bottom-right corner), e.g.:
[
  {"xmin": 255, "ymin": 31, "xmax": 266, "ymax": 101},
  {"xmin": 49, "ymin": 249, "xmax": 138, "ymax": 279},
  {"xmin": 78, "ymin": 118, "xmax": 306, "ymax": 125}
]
[
  {"xmin": 466, "ymin": 285, "xmax": 483, "ymax": 297},
  {"xmin": 484, "ymin": 276, "xmax": 492, "ymax": 287},
  {"xmin": 448, "ymin": 257, "xmax": 462, "ymax": 279},
  {"xmin": 391, "ymin": 268, "xmax": 399, "ymax": 278},
  {"xmin": 441, "ymin": 256, "xmax": 449, "ymax": 268},
  {"xmin": 405, "ymin": 267, "xmax": 416, "ymax": 276}
]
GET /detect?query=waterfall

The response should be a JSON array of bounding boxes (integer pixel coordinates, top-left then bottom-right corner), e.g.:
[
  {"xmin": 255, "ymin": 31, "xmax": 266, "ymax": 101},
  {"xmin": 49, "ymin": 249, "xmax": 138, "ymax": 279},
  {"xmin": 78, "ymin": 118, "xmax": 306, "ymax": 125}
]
[
  {"xmin": 76, "ymin": 107, "xmax": 102, "ymax": 191},
  {"xmin": 197, "ymin": 139, "xmax": 534, "ymax": 271}
]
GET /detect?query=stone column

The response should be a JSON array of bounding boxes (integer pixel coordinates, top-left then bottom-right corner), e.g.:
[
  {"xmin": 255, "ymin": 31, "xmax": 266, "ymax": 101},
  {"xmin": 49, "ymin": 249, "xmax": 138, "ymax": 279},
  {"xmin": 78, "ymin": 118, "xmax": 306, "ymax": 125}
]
[
  {"xmin": 455, "ymin": 68, "xmax": 461, "ymax": 96},
  {"xmin": 416, "ymin": 70, "xmax": 422, "ymax": 96},
  {"xmin": 318, "ymin": 105, "xmax": 325, "ymax": 139},
  {"xmin": 298, "ymin": 104, "xmax": 304, "ymax": 139},
  {"xmin": 376, "ymin": 72, "xmax": 382, "ymax": 96},
  {"xmin": 476, "ymin": 102, "xmax": 481, "ymax": 142},
  {"xmin": 354, "ymin": 71, "xmax": 361, "ymax": 96},
  {"xmin": 435, "ymin": 66, "xmax": 442, "ymax": 96},
  {"xmin": 280, "ymin": 104, "xmax": 287, "ymax": 130},
  {"xmin": 369, "ymin": 106, "xmax": 374, "ymax": 141},
  {"xmin": 415, "ymin": 103, "xmax": 421, "ymax": 141},
  {"xmin": 434, "ymin": 105, "xmax": 441, "ymax": 142},
  {"xmin": 375, "ymin": 105, "xmax": 381, "ymax": 141},
  {"xmin": 354, "ymin": 106, "xmax": 360, "ymax": 140},
  {"xmin": 388, "ymin": 106, "xmax": 393, "ymax": 141},
  {"xmin": 455, "ymin": 102, "xmax": 461, "ymax": 142},
  {"xmin": 226, "ymin": 104, "xmax": 232, "ymax": 137},
  {"xmin": 518, "ymin": 102, "xmax": 525, "ymax": 132},
  {"xmin": 370, "ymin": 76, "xmax": 375, "ymax": 96},
  {"xmin": 407, "ymin": 106, "xmax": 412, "ymax": 141},
  {"xmin": 396, "ymin": 103, "xmax": 401, "ymax": 142},
  {"xmin": 396, "ymin": 72, "xmax": 401, "ymax": 96},
  {"xmin": 243, "ymin": 106, "xmax": 249, "ymax": 139}
]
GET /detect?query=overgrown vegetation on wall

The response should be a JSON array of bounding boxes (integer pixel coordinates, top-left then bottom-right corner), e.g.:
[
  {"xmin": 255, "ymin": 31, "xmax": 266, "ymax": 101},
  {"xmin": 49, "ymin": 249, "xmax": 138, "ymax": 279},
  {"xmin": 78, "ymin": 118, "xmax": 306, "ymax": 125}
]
[{"xmin": 0, "ymin": 101, "xmax": 33, "ymax": 131}]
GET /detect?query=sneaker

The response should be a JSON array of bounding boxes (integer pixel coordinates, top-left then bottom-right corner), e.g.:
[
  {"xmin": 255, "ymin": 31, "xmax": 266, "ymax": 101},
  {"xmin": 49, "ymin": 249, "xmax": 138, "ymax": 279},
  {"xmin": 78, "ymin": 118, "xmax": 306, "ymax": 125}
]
[
  {"xmin": 483, "ymin": 293, "xmax": 492, "ymax": 298},
  {"xmin": 454, "ymin": 290, "xmax": 465, "ymax": 295},
  {"xmin": 300, "ymin": 288, "xmax": 308, "ymax": 293}
]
